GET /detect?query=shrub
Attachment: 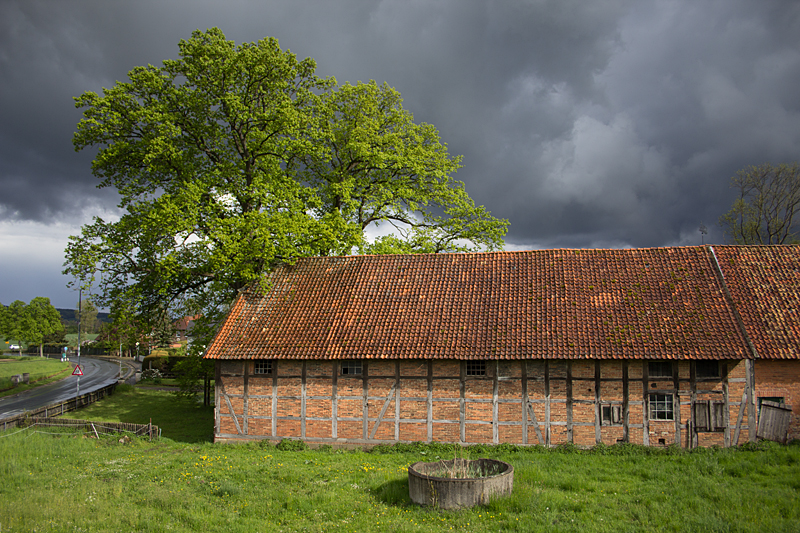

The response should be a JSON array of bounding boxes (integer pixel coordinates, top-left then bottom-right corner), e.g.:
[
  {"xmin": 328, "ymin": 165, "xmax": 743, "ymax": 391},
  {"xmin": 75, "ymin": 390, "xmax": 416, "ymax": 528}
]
[
  {"xmin": 140, "ymin": 368, "xmax": 163, "ymax": 384},
  {"xmin": 276, "ymin": 438, "xmax": 309, "ymax": 451},
  {"xmin": 141, "ymin": 354, "xmax": 186, "ymax": 376}
]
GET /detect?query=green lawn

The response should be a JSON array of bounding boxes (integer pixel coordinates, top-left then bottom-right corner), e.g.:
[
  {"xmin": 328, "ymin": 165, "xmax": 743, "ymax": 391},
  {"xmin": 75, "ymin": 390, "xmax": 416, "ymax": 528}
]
[
  {"xmin": 70, "ymin": 385, "xmax": 214, "ymax": 443},
  {"xmin": 0, "ymin": 383, "xmax": 798, "ymax": 533},
  {"xmin": 0, "ymin": 355, "xmax": 72, "ymax": 396}
]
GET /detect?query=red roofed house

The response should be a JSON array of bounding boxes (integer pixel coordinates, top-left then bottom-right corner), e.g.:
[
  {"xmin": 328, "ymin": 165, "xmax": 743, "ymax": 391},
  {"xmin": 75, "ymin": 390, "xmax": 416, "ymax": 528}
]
[{"xmin": 204, "ymin": 245, "xmax": 800, "ymax": 447}]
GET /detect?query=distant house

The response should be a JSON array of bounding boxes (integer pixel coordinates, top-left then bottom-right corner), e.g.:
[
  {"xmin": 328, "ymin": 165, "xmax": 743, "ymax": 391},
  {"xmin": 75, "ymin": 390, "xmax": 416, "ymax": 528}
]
[
  {"xmin": 204, "ymin": 246, "xmax": 800, "ymax": 447},
  {"xmin": 171, "ymin": 315, "xmax": 199, "ymax": 348}
]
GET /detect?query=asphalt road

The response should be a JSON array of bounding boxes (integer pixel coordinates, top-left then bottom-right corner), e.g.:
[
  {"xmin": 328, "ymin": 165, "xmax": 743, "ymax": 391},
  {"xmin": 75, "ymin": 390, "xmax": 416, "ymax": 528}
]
[{"xmin": 0, "ymin": 356, "xmax": 122, "ymax": 419}]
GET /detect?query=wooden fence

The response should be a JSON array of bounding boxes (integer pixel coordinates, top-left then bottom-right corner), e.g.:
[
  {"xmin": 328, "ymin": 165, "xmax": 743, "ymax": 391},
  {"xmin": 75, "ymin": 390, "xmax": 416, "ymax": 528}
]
[
  {"xmin": 21, "ymin": 417, "xmax": 160, "ymax": 440},
  {"xmin": 0, "ymin": 381, "xmax": 159, "ymax": 440}
]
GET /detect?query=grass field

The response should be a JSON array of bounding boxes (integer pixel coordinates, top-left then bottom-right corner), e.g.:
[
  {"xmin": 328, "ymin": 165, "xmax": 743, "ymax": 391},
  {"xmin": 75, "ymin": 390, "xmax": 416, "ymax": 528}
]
[
  {"xmin": 0, "ymin": 355, "xmax": 72, "ymax": 396},
  {"xmin": 70, "ymin": 385, "xmax": 214, "ymax": 443},
  {"xmin": 0, "ymin": 383, "xmax": 798, "ymax": 532}
]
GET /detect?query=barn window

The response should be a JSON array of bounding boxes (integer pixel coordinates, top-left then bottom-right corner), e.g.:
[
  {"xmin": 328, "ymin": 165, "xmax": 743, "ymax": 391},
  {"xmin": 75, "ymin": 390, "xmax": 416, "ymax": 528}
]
[
  {"xmin": 648, "ymin": 361, "xmax": 672, "ymax": 378},
  {"xmin": 693, "ymin": 400, "xmax": 725, "ymax": 431},
  {"xmin": 696, "ymin": 361, "xmax": 720, "ymax": 379},
  {"xmin": 254, "ymin": 360, "xmax": 273, "ymax": 375},
  {"xmin": 649, "ymin": 394, "xmax": 674, "ymax": 420},
  {"xmin": 340, "ymin": 361, "xmax": 362, "ymax": 375},
  {"xmin": 601, "ymin": 404, "xmax": 622, "ymax": 425},
  {"xmin": 466, "ymin": 360, "xmax": 486, "ymax": 376}
]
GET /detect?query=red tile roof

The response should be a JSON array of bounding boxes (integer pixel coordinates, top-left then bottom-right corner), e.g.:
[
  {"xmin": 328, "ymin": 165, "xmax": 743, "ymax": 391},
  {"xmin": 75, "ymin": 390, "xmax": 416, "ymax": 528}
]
[
  {"xmin": 205, "ymin": 247, "xmax": 752, "ymax": 361},
  {"xmin": 712, "ymin": 245, "xmax": 800, "ymax": 359}
]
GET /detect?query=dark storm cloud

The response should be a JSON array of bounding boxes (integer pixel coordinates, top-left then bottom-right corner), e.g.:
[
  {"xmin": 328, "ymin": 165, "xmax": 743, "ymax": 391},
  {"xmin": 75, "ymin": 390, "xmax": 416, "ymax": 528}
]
[{"xmin": 1, "ymin": 0, "xmax": 799, "ymax": 306}]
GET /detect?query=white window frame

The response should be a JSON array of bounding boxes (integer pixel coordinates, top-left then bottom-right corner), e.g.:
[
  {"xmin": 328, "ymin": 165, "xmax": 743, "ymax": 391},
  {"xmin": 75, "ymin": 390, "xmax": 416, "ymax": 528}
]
[{"xmin": 649, "ymin": 393, "xmax": 674, "ymax": 421}]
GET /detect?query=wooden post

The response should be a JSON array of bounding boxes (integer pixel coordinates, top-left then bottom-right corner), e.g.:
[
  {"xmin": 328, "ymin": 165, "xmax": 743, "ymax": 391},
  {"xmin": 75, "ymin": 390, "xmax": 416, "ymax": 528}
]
[
  {"xmin": 673, "ymin": 360, "xmax": 681, "ymax": 446},
  {"xmin": 272, "ymin": 362, "xmax": 279, "ymax": 438},
  {"xmin": 689, "ymin": 361, "xmax": 697, "ymax": 449},
  {"xmin": 426, "ymin": 360, "xmax": 433, "ymax": 443},
  {"xmin": 492, "ymin": 361, "xmax": 499, "ymax": 445},
  {"xmin": 459, "ymin": 360, "xmax": 466, "ymax": 443},
  {"xmin": 362, "ymin": 361, "xmax": 369, "ymax": 441},
  {"xmin": 243, "ymin": 361, "xmax": 250, "ymax": 436},
  {"xmin": 544, "ymin": 360, "xmax": 551, "ymax": 447},
  {"xmin": 301, "ymin": 361, "xmax": 307, "ymax": 439},
  {"xmin": 642, "ymin": 361, "xmax": 649, "ymax": 446},
  {"xmin": 521, "ymin": 361, "xmax": 529, "ymax": 445},
  {"xmin": 331, "ymin": 361, "xmax": 338, "ymax": 439},
  {"xmin": 723, "ymin": 361, "xmax": 730, "ymax": 447},
  {"xmin": 623, "ymin": 360, "xmax": 629, "ymax": 443},
  {"xmin": 746, "ymin": 359, "xmax": 756, "ymax": 442},
  {"xmin": 395, "ymin": 361, "xmax": 401, "ymax": 442},
  {"xmin": 595, "ymin": 361, "xmax": 602, "ymax": 445},
  {"xmin": 566, "ymin": 361, "xmax": 573, "ymax": 443}
]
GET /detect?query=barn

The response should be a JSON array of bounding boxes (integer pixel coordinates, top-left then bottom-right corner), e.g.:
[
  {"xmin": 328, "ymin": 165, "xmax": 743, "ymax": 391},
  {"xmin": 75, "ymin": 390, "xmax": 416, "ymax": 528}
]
[{"xmin": 203, "ymin": 245, "xmax": 800, "ymax": 447}]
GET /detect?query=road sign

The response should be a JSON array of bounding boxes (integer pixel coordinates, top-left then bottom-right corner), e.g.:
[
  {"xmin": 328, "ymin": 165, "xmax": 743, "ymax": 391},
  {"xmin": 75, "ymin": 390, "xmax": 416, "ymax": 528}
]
[{"xmin": 72, "ymin": 365, "xmax": 83, "ymax": 376}]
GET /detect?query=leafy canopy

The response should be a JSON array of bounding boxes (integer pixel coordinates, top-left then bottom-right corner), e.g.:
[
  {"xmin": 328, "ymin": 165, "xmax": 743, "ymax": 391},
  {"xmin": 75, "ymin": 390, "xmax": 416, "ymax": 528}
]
[
  {"xmin": 64, "ymin": 28, "xmax": 506, "ymax": 340},
  {"xmin": 719, "ymin": 163, "xmax": 800, "ymax": 245},
  {"xmin": 0, "ymin": 298, "xmax": 62, "ymax": 356}
]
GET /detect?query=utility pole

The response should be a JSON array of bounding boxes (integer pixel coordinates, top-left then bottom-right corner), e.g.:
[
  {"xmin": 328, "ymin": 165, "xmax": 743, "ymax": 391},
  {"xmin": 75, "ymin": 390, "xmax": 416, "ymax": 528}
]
[{"xmin": 76, "ymin": 288, "xmax": 81, "ymax": 401}]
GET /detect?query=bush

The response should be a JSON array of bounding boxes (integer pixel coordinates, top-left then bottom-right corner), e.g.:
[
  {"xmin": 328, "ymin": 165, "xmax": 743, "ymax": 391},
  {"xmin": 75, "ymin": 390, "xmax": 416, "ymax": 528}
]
[
  {"xmin": 140, "ymin": 368, "xmax": 163, "ymax": 384},
  {"xmin": 141, "ymin": 354, "xmax": 186, "ymax": 376},
  {"xmin": 276, "ymin": 438, "xmax": 309, "ymax": 452}
]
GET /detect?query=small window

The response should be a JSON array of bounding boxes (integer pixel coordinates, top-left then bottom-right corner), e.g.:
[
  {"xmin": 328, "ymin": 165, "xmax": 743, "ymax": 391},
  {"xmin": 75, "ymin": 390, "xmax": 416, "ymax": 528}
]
[
  {"xmin": 693, "ymin": 400, "xmax": 725, "ymax": 431},
  {"xmin": 649, "ymin": 394, "xmax": 674, "ymax": 421},
  {"xmin": 254, "ymin": 360, "xmax": 273, "ymax": 375},
  {"xmin": 466, "ymin": 360, "xmax": 486, "ymax": 376},
  {"xmin": 341, "ymin": 361, "xmax": 362, "ymax": 375},
  {"xmin": 601, "ymin": 404, "xmax": 622, "ymax": 425},
  {"xmin": 696, "ymin": 361, "xmax": 720, "ymax": 379},
  {"xmin": 648, "ymin": 361, "xmax": 673, "ymax": 378}
]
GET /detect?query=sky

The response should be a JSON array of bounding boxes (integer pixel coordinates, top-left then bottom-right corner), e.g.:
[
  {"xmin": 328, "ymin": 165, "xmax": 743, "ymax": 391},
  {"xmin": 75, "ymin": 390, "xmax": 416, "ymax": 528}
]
[{"xmin": 1, "ymin": 0, "xmax": 799, "ymax": 309}]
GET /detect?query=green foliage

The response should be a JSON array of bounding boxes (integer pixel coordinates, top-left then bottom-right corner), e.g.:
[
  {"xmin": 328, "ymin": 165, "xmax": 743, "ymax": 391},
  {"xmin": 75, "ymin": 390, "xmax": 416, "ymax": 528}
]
[
  {"xmin": 150, "ymin": 311, "xmax": 176, "ymax": 348},
  {"xmin": 304, "ymin": 81, "xmax": 507, "ymax": 255},
  {"xmin": 93, "ymin": 304, "xmax": 146, "ymax": 356},
  {"xmin": 276, "ymin": 438, "xmax": 310, "ymax": 452},
  {"xmin": 26, "ymin": 297, "xmax": 64, "ymax": 356},
  {"xmin": 142, "ymin": 353, "xmax": 189, "ymax": 374},
  {"xmin": 64, "ymin": 28, "xmax": 507, "ymax": 347},
  {"xmin": 0, "ymin": 297, "xmax": 62, "ymax": 356},
  {"xmin": 719, "ymin": 162, "xmax": 800, "ymax": 244},
  {"xmin": 172, "ymin": 348, "xmax": 214, "ymax": 406},
  {"xmin": 3, "ymin": 301, "xmax": 27, "ymax": 354},
  {"xmin": 0, "ymin": 430, "xmax": 799, "ymax": 532},
  {"xmin": 75, "ymin": 298, "xmax": 99, "ymax": 334},
  {"xmin": 140, "ymin": 368, "xmax": 163, "ymax": 384}
]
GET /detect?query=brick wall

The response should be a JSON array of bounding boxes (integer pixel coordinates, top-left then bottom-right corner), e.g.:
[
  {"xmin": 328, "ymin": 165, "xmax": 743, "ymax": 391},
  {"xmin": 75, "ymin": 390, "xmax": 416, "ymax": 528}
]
[
  {"xmin": 214, "ymin": 358, "xmax": 756, "ymax": 448},
  {"xmin": 755, "ymin": 360, "xmax": 800, "ymax": 440}
]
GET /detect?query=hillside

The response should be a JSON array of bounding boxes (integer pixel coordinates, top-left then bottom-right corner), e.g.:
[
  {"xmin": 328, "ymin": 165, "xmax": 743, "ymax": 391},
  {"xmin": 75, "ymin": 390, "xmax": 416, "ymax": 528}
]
[{"xmin": 56, "ymin": 308, "xmax": 111, "ymax": 324}]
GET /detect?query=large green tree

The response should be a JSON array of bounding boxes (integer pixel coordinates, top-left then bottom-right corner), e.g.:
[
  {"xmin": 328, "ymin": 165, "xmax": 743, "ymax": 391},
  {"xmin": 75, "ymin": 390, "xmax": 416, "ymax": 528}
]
[
  {"xmin": 4, "ymin": 301, "xmax": 29, "ymax": 355},
  {"xmin": 25, "ymin": 297, "xmax": 64, "ymax": 357},
  {"xmin": 719, "ymin": 162, "xmax": 800, "ymax": 244},
  {"xmin": 0, "ymin": 298, "xmax": 60, "ymax": 356},
  {"xmin": 64, "ymin": 28, "xmax": 506, "ymax": 342},
  {"xmin": 75, "ymin": 298, "xmax": 100, "ymax": 335},
  {"xmin": 0, "ymin": 303, "xmax": 8, "ymax": 350}
]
